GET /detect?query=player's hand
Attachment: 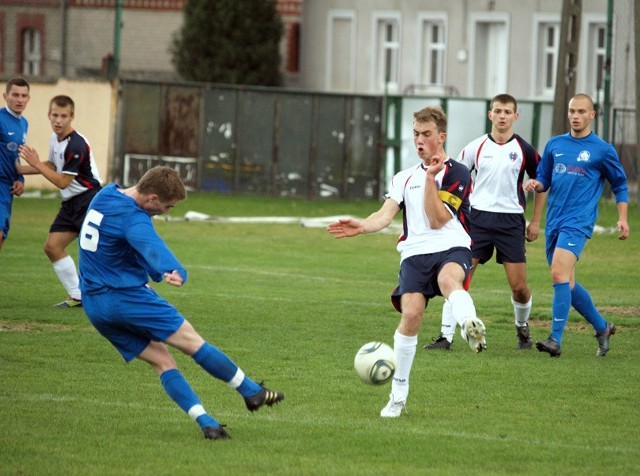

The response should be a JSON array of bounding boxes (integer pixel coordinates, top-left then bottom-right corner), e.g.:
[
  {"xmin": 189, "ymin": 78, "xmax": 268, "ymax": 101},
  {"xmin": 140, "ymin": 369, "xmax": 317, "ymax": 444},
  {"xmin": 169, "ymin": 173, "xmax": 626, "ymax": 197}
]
[
  {"xmin": 617, "ymin": 220, "xmax": 630, "ymax": 240},
  {"xmin": 164, "ymin": 270, "xmax": 184, "ymax": 287},
  {"xmin": 18, "ymin": 145, "xmax": 41, "ymax": 168},
  {"xmin": 523, "ymin": 179, "xmax": 542, "ymax": 193},
  {"xmin": 525, "ymin": 221, "xmax": 540, "ymax": 242},
  {"xmin": 426, "ymin": 155, "xmax": 445, "ymax": 176},
  {"xmin": 10, "ymin": 180, "xmax": 24, "ymax": 196},
  {"xmin": 326, "ymin": 218, "xmax": 364, "ymax": 239}
]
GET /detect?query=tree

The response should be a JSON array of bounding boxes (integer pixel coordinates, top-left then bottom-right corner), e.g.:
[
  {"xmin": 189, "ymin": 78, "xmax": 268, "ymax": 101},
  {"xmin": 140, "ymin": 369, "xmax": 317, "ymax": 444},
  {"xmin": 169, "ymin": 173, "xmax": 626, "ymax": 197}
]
[{"xmin": 171, "ymin": 0, "xmax": 283, "ymax": 86}]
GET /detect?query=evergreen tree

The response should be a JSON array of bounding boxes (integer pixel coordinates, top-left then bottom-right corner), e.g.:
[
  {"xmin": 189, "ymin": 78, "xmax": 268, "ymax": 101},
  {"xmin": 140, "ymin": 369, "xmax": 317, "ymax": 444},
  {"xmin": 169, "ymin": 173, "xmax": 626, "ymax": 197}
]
[{"xmin": 171, "ymin": 0, "xmax": 283, "ymax": 86}]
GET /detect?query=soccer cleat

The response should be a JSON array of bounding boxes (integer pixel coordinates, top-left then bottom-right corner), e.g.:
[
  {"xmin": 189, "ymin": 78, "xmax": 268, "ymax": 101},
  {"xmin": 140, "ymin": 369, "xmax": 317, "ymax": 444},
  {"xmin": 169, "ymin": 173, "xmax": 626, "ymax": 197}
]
[
  {"xmin": 423, "ymin": 333, "xmax": 453, "ymax": 351},
  {"xmin": 54, "ymin": 298, "xmax": 83, "ymax": 308},
  {"xmin": 516, "ymin": 324, "xmax": 533, "ymax": 349},
  {"xmin": 244, "ymin": 385, "xmax": 284, "ymax": 412},
  {"xmin": 461, "ymin": 317, "xmax": 487, "ymax": 353},
  {"xmin": 203, "ymin": 425, "xmax": 231, "ymax": 440},
  {"xmin": 536, "ymin": 337, "xmax": 561, "ymax": 357},
  {"xmin": 595, "ymin": 322, "xmax": 616, "ymax": 357},
  {"xmin": 380, "ymin": 394, "xmax": 406, "ymax": 418}
]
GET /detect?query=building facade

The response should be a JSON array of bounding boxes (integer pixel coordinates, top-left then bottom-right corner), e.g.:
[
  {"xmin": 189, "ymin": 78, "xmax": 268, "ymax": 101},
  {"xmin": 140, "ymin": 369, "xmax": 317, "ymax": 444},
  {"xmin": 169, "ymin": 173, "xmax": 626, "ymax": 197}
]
[{"xmin": 0, "ymin": 0, "xmax": 303, "ymax": 83}]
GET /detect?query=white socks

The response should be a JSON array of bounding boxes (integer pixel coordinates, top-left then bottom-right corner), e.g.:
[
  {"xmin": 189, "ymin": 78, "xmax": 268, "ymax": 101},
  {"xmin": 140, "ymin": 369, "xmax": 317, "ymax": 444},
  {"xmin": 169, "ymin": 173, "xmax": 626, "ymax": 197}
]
[
  {"xmin": 513, "ymin": 296, "xmax": 532, "ymax": 327},
  {"xmin": 440, "ymin": 299, "xmax": 457, "ymax": 342},
  {"xmin": 391, "ymin": 330, "xmax": 417, "ymax": 403},
  {"xmin": 448, "ymin": 289, "xmax": 478, "ymax": 327},
  {"xmin": 52, "ymin": 255, "xmax": 81, "ymax": 300}
]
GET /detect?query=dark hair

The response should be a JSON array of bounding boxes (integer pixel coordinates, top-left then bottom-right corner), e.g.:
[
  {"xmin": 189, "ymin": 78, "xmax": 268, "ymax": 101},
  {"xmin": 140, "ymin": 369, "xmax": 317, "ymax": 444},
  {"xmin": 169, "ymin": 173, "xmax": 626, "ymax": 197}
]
[
  {"xmin": 5, "ymin": 77, "xmax": 30, "ymax": 93},
  {"xmin": 413, "ymin": 106, "xmax": 448, "ymax": 133},
  {"xmin": 137, "ymin": 166, "xmax": 186, "ymax": 202},
  {"xmin": 49, "ymin": 95, "xmax": 75, "ymax": 115},
  {"xmin": 490, "ymin": 93, "xmax": 517, "ymax": 112}
]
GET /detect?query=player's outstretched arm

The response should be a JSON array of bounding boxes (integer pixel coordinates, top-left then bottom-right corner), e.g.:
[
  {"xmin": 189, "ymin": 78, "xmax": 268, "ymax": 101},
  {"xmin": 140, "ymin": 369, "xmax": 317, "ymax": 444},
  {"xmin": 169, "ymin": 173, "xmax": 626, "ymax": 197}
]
[{"xmin": 326, "ymin": 199, "xmax": 399, "ymax": 239}]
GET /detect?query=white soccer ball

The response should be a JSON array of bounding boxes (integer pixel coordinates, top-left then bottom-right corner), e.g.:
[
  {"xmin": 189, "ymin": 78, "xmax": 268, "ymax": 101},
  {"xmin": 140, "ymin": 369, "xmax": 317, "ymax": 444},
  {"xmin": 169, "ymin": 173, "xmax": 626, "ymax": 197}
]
[{"xmin": 354, "ymin": 341, "xmax": 396, "ymax": 385}]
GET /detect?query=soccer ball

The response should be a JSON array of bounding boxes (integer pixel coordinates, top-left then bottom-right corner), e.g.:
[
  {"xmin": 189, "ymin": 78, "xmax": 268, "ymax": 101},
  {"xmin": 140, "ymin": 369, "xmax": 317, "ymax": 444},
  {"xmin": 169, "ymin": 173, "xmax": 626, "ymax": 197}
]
[{"xmin": 354, "ymin": 341, "xmax": 396, "ymax": 385}]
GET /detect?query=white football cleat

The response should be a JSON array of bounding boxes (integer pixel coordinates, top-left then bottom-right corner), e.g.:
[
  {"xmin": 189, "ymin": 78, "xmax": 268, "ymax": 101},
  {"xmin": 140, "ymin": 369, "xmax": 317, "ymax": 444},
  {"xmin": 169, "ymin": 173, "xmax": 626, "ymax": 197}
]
[
  {"xmin": 380, "ymin": 394, "xmax": 406, "ymax": 418},
  {"xmin": 461, "ymin": 317, "xmax": 487, "ymax": 353}
]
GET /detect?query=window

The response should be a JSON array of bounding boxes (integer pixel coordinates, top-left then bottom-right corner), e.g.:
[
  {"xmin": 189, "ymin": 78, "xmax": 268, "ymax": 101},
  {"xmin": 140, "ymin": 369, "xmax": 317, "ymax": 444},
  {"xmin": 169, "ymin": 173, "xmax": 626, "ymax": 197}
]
[
  {"xmin": 587, "ymin": 23, "xmax": 606, "ymax": 100},
  {"xmin": 373, "ymin": 14, "xmax": 400, "ymax": 92},
  {"xmin": 326, "ymin": 10, "xmax": 356, "ymax": 91},
  {"xmin": 534, "ymin": 22, "xmax": 560, "ymax": 97},
  {"xmin": 418, "ymin": 14, "xmax": 447, "ymax": 92},
  {"xmin": 22, "ymin": 28, "xmax": 41, "ymax": 76},
  {"xmin": 286, "ymin": 22, "xmax": 300, "ymax": 73}
]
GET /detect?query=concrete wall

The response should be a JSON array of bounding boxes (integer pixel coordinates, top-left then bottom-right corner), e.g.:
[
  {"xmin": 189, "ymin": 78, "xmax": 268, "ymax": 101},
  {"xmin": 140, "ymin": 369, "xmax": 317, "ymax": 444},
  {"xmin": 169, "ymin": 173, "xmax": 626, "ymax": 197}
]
[{"xmin": 19, "ymin": 79, "xmax": 113, "ymax": 191}]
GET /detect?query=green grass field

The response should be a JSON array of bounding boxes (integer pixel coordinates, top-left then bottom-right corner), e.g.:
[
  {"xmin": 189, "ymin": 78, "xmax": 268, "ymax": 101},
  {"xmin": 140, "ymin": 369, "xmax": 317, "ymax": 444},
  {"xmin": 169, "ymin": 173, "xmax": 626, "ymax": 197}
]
[{"xmin": 1, "ymin": 193, "xmax": 639, "ymax": 475}]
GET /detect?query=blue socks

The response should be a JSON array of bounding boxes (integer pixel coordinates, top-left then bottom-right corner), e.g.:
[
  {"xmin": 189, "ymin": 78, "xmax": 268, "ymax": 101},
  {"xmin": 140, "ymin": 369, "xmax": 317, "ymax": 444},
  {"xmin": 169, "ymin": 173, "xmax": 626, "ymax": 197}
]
[
  {"xmin": 550, "ymin": 282, "xmax": 571, "ymax": 344},
  {"xmin": 571, "ymin": 282, "xmax": 607, "ymax": 333},
  {"xmin": 160, "ymin": 369, "xmax": 219, "ymax": 430},
  {"xmin": 192, "ymin": 342, "xmax": 261, "ymax": 398},
  {"xmin": 551, "ymin": 282, "xmax": 608, "ymax": 344}
]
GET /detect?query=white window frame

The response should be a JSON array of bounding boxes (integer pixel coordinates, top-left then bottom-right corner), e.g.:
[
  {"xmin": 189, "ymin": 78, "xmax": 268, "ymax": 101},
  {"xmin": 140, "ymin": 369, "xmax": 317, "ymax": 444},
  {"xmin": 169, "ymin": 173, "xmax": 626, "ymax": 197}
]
[
  {"xmin": 530, "ymin": 14, "xmax": 560, "ymax": 99},
  {"xmin": 466, "ymin": 12, "xmax": 510, "ymax": 97},
  {"xmin": 22, "ymin": 28, "xmax": 41, "ymax": 76},
  {"xmin": 371, "ymin": 11, "xmax": 401, "ymax": 94},
  {"xmin": 417, "ymin": 12, "xmax": 447, "ymax": 95},
  {"xmin": 325, "ymin": 10, "xmax": 357, "ymax": 92},
  {"xmin": 579, "ymin": 13, "xmax": 607, "ymax": 104}
]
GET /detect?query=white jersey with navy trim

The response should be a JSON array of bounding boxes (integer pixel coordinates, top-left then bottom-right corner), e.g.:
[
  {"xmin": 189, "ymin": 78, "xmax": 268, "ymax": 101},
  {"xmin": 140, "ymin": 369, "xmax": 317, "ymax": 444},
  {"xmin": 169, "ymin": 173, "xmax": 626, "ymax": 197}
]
[
  {"xmin": 457, "ymin": 133, "xmax": 540, "ymax": 214},
  {"xmin": 385, "ymin": 159, "xmax": 472, "ymax": 262},
  {"xmin": 48, "ymin": 130, "xmax": 102, "ymax": 201}
]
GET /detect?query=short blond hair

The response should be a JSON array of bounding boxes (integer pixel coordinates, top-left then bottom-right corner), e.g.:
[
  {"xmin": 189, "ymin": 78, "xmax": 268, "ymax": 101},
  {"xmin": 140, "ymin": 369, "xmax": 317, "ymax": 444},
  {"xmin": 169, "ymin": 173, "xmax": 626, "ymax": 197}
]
[{"xmin": 413, "ymin": 106, "xmax": 447, "ymax": 133}]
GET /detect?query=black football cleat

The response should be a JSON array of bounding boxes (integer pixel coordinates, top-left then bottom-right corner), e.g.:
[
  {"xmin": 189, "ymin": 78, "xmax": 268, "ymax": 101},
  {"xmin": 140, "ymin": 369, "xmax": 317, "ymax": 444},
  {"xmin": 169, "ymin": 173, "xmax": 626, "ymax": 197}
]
[
  {"xmin": 536, "ymin": 337, "xmax": 561, "ymax": 357},
  {"xmin": 595, "ymin": 322, "xmax": 616, "ymax": 357},
  {"xmin": 203, "ymin": 425, "xmax": 231, "ymax": 440},
  {"xmin": 423, "ymin": 333, "xmax": 453, "ymax": 350},
  {"xmin": 244, "ymin": 385, "xmax": 284, "ymax": 412},
  {"xmin": 516, "ymin": 324, "xmax": 533, "ymax": 350}
]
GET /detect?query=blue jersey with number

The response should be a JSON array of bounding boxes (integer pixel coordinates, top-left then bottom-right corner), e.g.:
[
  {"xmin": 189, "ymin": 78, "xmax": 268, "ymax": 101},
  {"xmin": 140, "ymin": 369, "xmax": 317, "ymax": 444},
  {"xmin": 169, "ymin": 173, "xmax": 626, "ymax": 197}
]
[
  {"xmin": 79, "ymin": 183, "xmax": 187, "ymax": 294},
  {"xmin": 536, "ymin": 132, "xmax": 628, "ymax": 238}
]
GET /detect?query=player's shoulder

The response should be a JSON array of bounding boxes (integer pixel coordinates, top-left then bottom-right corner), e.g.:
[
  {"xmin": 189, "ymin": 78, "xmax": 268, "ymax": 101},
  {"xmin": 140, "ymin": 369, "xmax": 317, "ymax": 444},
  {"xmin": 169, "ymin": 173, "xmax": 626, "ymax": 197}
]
[{"xmin": 444, "ymin": 157, "xmax": 471, "ymax": 180}]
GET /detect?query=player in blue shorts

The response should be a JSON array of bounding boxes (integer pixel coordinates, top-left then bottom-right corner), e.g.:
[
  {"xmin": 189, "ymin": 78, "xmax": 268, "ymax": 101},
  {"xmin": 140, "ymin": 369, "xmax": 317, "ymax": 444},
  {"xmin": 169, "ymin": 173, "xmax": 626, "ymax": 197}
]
[
  {"xmin": 0, "ymin": 77, "xmax": 30, "ymax": 252},
  {"xmin": 18, "ymin": 95, "xmax": 102, "ymax": 307},
  {"xmin": 525, "ymin": 93, "xmax": 629, "ymax": 357},
  {"xmin": 327, "ymin": 106, "xmax": 486, "ymax": 418},
  {"xmin": 78, "ymin": 166, "xmax": 284, "ymax": 440}
]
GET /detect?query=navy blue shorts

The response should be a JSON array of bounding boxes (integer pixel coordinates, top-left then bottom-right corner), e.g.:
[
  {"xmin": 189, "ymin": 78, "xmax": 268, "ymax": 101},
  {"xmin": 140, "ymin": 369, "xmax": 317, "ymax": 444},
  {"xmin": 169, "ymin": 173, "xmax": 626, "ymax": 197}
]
[
  {"xmin": 469, "ymin": 209, "xmax": 526, "ymax": 264},
  {"xmin": 83, "ymin": 286, "xmax": 185, "ymax": 362},
  {"xmin": 390, "ymin": 247, "xmax": 472, "ymax": 312},
  {"xmin": 50, "ymin": 189, "xmax": 99, "ymax": 233}
]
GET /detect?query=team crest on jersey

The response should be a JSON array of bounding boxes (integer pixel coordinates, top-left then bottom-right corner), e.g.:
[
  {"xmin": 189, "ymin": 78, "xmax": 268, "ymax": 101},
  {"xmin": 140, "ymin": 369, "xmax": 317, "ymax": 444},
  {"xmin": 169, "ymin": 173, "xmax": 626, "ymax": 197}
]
[
  {"xmin": 577, "ymin": 150, "xmax": 590, "ymax": 162},
  {"xmin": 509, "ymin": 151, "xmax": 519, "ymax": 162}
]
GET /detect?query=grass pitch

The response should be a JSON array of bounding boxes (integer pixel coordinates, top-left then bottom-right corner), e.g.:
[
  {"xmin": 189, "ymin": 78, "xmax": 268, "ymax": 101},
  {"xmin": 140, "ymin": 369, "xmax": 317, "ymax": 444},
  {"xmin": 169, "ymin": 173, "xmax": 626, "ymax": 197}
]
[{"xmin": 1, "ymin": 192, "xmax": 639, "ymax": 475}]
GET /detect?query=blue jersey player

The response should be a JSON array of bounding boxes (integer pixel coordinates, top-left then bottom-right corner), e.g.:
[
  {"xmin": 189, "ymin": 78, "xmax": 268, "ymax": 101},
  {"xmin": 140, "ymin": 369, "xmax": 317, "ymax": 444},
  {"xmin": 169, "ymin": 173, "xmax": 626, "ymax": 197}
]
[
  {"xmin": 78, "ymin": 166, "xmax": 284, "ymax": 440},
  {"xmin": 525, "ymin": 93, "xmax": 629, "ymax": 358},
  {"xmin": 0, "ymin": 77, "xmax": 30, "ymax": 252}
]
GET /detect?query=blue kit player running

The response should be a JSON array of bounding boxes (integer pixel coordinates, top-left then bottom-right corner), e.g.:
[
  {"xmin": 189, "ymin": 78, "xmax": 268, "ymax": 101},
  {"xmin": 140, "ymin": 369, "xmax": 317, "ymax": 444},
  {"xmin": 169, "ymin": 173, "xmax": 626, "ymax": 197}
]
[
  {"xmin": 78, "ymin": 166, "xmax": 284, "ymax": 440},
  {"xmin": 0, "ymin": 77, "xmax": 30, "ymax": 252},
  {"xmin": 525, "ymin": 93, "xmax": 629, "ymax": 357}
]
